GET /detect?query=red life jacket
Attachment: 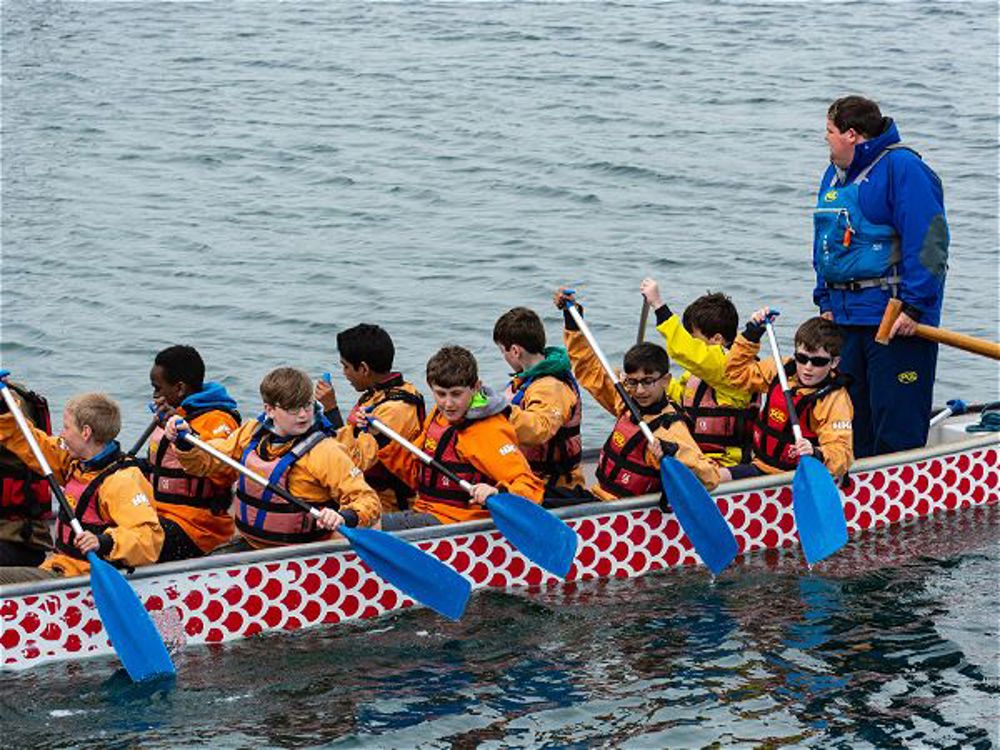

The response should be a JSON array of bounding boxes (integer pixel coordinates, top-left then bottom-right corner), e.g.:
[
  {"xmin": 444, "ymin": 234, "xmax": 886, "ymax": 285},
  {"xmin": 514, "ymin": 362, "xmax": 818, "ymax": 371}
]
[
  {"xmin": 595, "ymin": 405, "xmax": 684, "ymax": 499},
  {"xmin": 54, "ymin": 452, "xmax": 143, "ymax": 561},
  {"xmin": 347, "ymin": 376, "xmax": 425, "ymax": 509},
  {"xmin": 681, "ymin": 374, "xmax": 759, "ymax": 462},
  {"xmin": 416, "ymin": 412, "xmax": 495, "ymax": 509},
  {"xmin": 505, "ymin": 371, "xmax": 583, "ymax": 488},
  {"xmin": 234, "ymin": 426, "xmax": 333, "ymax": 546},
  {"xmin": 752, "ymin": 362, "xmax": 848, "ymax": 472},
  {"xmin": 0, "ymin": 382, "xmax": 53, "ymax": 523},
  {"xmin": 147, "ymin": 406, "xmax": 241, "ymax": 514}
]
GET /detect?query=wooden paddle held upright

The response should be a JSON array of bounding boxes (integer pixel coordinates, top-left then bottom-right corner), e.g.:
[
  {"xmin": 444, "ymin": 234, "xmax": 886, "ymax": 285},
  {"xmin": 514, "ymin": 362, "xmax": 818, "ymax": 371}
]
[{"xmin": 875, "ymin": 298, "xmax": 1000, "ymax": 360}]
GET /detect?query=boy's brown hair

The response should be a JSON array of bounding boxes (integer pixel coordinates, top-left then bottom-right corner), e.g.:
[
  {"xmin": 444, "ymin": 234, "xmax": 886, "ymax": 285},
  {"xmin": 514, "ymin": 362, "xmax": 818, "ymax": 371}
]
[
  {"xmin": 682, "ymin": 292, "xmax": 739, "ymax": 347},
  {"xmin": 259, "ymin": 367, "xmax": 313, "ymax": 411},
  {"xmin": 64, "ymin": 393, "xmax": 121, "ymax": 444},
  {"xmin": 795, "ymin": 317, "xmax": 844, "ymax": 357},
  {"xmin": 492, "ymin": 307, "xmax": 546, "ymax": 354},
  {"xmin": 622, "ymin": 342, "xmax": 671, "ymax": 375},
  {"xmin": 426, "ymin": 346, "xmax": 479, "ymax": 389}
]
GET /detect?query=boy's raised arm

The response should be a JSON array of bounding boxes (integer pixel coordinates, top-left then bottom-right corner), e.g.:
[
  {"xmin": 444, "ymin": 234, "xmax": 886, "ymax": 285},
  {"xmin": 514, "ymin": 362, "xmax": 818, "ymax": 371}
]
[
  {"xmin": 725, "ymin": 316, "xmax": 778, "ymax": 395},
  {"xmin": 0, "ymin": 408, "xmax": 73, "ymax": 483}
]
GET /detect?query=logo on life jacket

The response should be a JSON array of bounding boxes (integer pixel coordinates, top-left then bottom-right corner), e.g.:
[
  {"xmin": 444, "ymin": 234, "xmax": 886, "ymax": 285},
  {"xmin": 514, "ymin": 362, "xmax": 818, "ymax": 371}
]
[
  {"xmin": 824, "ymin": 190, "xmax": 839, "ymax": 202},
  {"xmin": 425, "ymin": 436, "xmax": 439, "ymax": 452},
  {"xmin": 897, "ymin": 371, "xmax": 918, "ymax": 384},
  {"xmin": 769, "ymin": 407, "xmax": 787, "ymax": 424},
  {"xmin": 611, "ymin": 431, "xmax": 626, "ymax": 449}
]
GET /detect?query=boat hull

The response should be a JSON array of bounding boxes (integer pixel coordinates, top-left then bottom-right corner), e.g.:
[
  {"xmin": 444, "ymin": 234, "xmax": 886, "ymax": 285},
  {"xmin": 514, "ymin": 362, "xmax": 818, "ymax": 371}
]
[{"xmin": 2, "ymin": 434, "xmax": 997, "ymax": 673}]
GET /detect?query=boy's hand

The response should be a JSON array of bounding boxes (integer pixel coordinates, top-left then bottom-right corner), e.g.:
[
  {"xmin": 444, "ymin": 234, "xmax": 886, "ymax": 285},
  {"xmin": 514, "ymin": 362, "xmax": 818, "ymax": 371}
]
[
  {"xmin": 151, "ymin": 396, "xmax": 177, "ymax": 421},
  {"xmin": 74, "ymin": 531, "xmax": 101, "ymax": 555},
  {"xmin": 748, "ymin": 307, "xmax": 774, "ymax": 327},
  {"xmin": 314, "ymin": 508, "xmax": 345, "ymax": 531},
  {"xmin": 468, "ymin": 483, "xmax": 499, "ymax": 506},
  {"xmin": 164, "ymin": 416, "xmax": 192, "ymax": 442},
  {"xmin": 639, "ymin": 277, "xmax": 664, "ymax": 310},
  {"xmin": 314, "ymin": 379, "xmax": 338, "ymax": 411},
  {"xmin": 792, "ymin": 437, "xmax": 814, "ymax": 458},
  {"xmin": 552, "ymin": 287, "xmax": 578, "ymax": 310}
]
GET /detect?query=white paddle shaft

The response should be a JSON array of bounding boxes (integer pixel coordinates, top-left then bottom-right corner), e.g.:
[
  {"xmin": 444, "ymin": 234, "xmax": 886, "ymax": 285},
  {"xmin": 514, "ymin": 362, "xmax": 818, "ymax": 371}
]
[
  {"xmin": 0, "ymin": 385, "xmax": 85, "ymax": 536},
  {"xmin": 368, "ymin": 416, "xmax": 475, "ymax": 493},
  {"xmin": 181, "ymin": 430, "xmax": 323, "ymax": 519},
  {"xmin": 764, "ymin": 321, "xmax": 805, "ymax": 443},
  {"xmin": 564, "ymin": 303, "xmax": 658, "ymax": 445}
]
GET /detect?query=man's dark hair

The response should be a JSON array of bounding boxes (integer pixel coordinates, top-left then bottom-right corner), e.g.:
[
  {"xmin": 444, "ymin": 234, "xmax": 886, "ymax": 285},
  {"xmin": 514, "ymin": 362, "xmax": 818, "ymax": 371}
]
[
  {"xmin": 492, "ymin": 307, "xmax": 546, "ymax": 354},
  {"xmin": 154, "ymin": 345, "xmax": 205, "ymax": 391},
  {"xmin": 795, "ymin": 317, "xmax": 844, "ymax": 357},
  {"xmin": 682, "ymin": 292, "xmax": 739, "ymax": 347},
  {"xmin": 426, "ymin": 346, "xmax": 478, "ymax": 389},
  {"xmin": 827, "ymin": 95, "xmax": 886, "ymax": 139},
  {"xmin": 622, "ymin": 342, "xmax": 670, "ymax": 375},
  {"xmin": 337, "ymin": 324, "xmax": 395, "ymax": 373}
]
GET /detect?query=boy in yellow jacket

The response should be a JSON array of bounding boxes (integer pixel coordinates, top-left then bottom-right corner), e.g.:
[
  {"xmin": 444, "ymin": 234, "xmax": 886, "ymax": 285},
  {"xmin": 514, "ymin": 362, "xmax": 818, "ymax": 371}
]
[
  {"xmin": 367, "ymin": 346, "xmax": 545, "ymax": 530},
  {"xmin": 725, "ymin": 309, "xmax": 854, "ymax": 480},
  {"xmin": 165, "ymin": 367, "xmax": 380, "ymax": 549},
  {"xmin": 555, "ymin": 289, "xmax": 726, "ymax": 501},
  {"xmin": 640, "ymin": 278, "xmax": 757, "ymax": 467},
  {"xmin": 0, "ymin": 386, "xmax": 162, "ymax": 584},
  {"xmin": 314, "ymin": 324, "xmax": 425, "ymax": 515},
  {"xmin": 493, "ymin": 307, "xmax": 588, "ymax": 499}
]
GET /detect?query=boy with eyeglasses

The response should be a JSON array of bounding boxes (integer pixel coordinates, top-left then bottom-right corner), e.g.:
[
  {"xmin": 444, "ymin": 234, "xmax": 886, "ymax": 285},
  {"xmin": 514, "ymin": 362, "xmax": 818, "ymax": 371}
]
[
  {"xmin": 555, "ymin": 289, "xmax": 724, "ymax": 501},
  {"xmin": 164, "ymin": 367, "xmax": 380, "ymax": 549},
  {"xmin": 725, "ymin": 310, "xmax": 854, "ymax": 480}
]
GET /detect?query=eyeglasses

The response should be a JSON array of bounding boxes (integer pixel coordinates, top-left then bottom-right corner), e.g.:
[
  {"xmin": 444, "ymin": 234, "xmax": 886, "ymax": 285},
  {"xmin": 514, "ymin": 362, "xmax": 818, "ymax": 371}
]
[
  {"xmin": 277, "ymin": 403, "xmax": 312, "ymax": 415},
  {"xmin": 622, "ymin": 374, "xmax": 664, "ymax": 389},
  {"xmin": 795, "ymin": 352, "xmax": 832, "ymax": 367}
]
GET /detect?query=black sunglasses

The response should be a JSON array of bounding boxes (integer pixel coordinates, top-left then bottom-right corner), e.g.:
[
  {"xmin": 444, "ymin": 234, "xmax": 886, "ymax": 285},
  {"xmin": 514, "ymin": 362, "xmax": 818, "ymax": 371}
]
[{"xmin": 795, "ymin": 352, "xmax": 833, "ymax": 367}]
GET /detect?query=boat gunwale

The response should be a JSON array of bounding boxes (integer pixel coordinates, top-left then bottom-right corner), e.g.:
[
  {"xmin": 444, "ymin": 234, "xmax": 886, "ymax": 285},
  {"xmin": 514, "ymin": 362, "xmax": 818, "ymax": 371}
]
[{"xmin": 1, "ymin": 430, "xmax": 996, "ymax": 599}]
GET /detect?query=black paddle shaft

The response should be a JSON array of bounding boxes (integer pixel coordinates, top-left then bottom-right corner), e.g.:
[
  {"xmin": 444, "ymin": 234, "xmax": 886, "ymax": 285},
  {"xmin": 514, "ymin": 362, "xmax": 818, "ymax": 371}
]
[{"xmin": 127, "ymin": 416, "xmax": 160, "ymax": 458}]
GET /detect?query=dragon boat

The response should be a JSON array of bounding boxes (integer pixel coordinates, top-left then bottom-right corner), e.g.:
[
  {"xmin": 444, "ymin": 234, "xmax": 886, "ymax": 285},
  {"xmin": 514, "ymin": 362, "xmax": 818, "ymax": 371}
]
[{"xmin": 1, "ymin": 409, "xmax": 997, "ymax": 673}]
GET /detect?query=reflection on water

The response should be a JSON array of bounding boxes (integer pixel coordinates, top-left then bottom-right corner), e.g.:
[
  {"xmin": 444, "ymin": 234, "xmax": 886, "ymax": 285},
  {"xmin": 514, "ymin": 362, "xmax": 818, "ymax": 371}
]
[{"xmin": 2, "ymin": 506, "xmax": 996, "ymax": 749}]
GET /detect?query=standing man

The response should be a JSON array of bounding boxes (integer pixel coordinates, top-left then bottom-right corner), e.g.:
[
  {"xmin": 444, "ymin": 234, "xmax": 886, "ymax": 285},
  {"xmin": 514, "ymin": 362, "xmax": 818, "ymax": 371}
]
[{"xmin": 813, "ymin": 95, "xmax": 948, "ymax": 457}]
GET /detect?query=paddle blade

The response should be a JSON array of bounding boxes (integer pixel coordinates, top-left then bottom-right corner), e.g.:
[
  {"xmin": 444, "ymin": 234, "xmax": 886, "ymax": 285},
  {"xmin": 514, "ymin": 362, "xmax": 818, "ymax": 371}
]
[
  {"xmin": 86, "ymin": 553, "xmax": 175, "ymax": 682},
  {"xmin": 485, "ymin": 493, "xmax": 579, "ymax": 578},
  {"xmin": 792, "ymin": 456, "xmax": 848, "ymax": 565},
  {"xmin": 340, "ymin": 526, "xmax": 471, "ymax": 621},
  {"xmin": 660, "ymin": 456, "xmax": 739, "ymax": 576}
]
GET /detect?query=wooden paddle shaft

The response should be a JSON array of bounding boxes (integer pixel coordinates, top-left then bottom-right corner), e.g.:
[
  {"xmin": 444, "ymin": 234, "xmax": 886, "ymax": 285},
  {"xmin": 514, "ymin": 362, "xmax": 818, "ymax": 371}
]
[
  {"xmin": 636, "ymin": 297, "xmax": 650, "ymax": 345},
  {"xmin": 369, "ymin": 416, "xmax": 474, "ymax": 492},
  {"xmin": 876, "ymin": 298, "xmax": 1000, "ymax": 360},
  {"xmin": 0, "ymin": 383, "xmax": 84, "ymax": 535}
]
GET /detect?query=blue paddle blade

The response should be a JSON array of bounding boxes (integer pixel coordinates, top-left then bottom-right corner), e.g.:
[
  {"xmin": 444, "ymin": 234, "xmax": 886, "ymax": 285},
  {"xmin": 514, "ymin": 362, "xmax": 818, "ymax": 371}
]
[
  {"xmin": 340, "ymin": 526, "xmax": 470, "ymax": 621},
  {"xmin": 792, "ymin": 456, "xmax": 849, "ymax": 565},
  {"xmin": 485, "ymin": 493, "xmax": 578, "ymax": 578},
  {"xmin": 86, "ymin": 553, "xmax": 175, "ymax": 682},
  {"xmin": 659, "ymin": 456, "xmax": 739, "ymax": 576}
]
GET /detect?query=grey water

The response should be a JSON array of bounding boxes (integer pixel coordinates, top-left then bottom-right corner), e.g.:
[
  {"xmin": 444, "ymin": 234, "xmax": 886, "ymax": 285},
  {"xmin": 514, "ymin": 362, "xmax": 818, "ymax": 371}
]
[{"xmin": 1, "ymin": 1, "xmax": 998, "ymax": 747}]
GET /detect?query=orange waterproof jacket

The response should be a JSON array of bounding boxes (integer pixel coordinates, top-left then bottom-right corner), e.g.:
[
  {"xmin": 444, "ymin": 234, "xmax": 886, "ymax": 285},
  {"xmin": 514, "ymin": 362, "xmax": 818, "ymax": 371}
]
[
  {"xmin": 565, "ymin": 328, "xmax": 722, "ymax": 498},
  {"xmin": 725, "ymin": 335, "xmax": 854, "ymax": 477},
  {"xmin": 402, "ymin": 390, "xmax": 545, "ymax": 524},
  {"xmin": 173, "ymin": 418, "xmax": 381, "ymax": 547},
  {"xmin": 0, "ymin": 414, "xmax": 163, "ymax": 578},
  {"xmin": 334, "ymin": 375, "xmax": 425, "ymax": 514},
  {"xmin": 149, "ymin": 406, "xmax": 239, "ymax": 553}
]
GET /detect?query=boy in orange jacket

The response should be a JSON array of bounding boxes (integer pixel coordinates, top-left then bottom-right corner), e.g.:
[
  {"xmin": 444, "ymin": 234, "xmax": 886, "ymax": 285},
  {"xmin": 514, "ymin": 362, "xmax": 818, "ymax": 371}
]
[
  {"xmin": 0, "ymin": 384, "xmax": 162, "ymax": 584},
  {"xmin": 369, "ymin": 346, "xmax": 545, "ymax": 530},
  {"xmin": 555, "ymin": 289, "xmax": 726, "ymax": 501},
  {"xmin": 725, "ymin": 309, "xmax": 854, "ymax": 480},
  {"xmin": 147, "ymin": 345, "xmax": 241, "ymax": 561},
  {"xmin": 315, "ymin": 324, "xmax": 425, "ymax": 514},
  {"xmin": 164, "ymin": 367, "xmax": 380, "ymax": 549}
]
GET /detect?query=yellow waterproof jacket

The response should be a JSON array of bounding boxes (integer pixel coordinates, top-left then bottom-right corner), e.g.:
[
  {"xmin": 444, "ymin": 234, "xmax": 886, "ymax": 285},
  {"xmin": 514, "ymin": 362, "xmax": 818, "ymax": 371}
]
[
  {"xmin": 725, "ymin": 335, "xmax": 854, "ymax": 478},
  {"xmin": 564, "ymin": 328, "xmax": 721, "ymax": 495},
  {"xmin": 334, "ymin": 376, "xmax": 424, "ymax": 514},
  {"xmin": 507, "ymin": 374, "xmax": 586, "ymax": 491},
  {"xmin": 0, "ymin": 414, "xmax": 163, "ymax": 578},
  {"xmin": 174, "ymin": 419, "xmax": 381, "ymax": 537},
  {"xmin": 657, "ymin": 312, "xmax": 754, "ymax": 467}
]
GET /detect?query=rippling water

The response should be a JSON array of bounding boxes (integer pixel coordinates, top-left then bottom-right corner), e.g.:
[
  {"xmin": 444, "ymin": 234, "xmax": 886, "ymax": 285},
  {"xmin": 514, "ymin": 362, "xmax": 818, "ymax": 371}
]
[{"xmin": 1, "ymin": 2, "xmax": 998, "ymax": 747}]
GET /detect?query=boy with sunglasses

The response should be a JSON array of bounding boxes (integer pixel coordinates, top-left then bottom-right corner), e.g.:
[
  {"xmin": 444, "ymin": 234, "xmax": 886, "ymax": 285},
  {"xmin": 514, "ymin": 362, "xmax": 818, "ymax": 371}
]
[
  {"xmin": 555, "ymin": 289, "xmax": 724, "ymax": 501},
  {"xmin": 164, "ymin": 367, "xmax": 381, "ymax": 549},
  {"xmin": 725, "ymin": 310, "xmax": 854, "ymax": 480}
]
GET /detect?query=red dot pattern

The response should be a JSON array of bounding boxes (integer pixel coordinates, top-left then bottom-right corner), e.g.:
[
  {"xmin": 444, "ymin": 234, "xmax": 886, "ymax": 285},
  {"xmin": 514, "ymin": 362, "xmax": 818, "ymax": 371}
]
[{"xmin": 3, "ymin": 444, "xmax": 997, "ymax": 672}]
